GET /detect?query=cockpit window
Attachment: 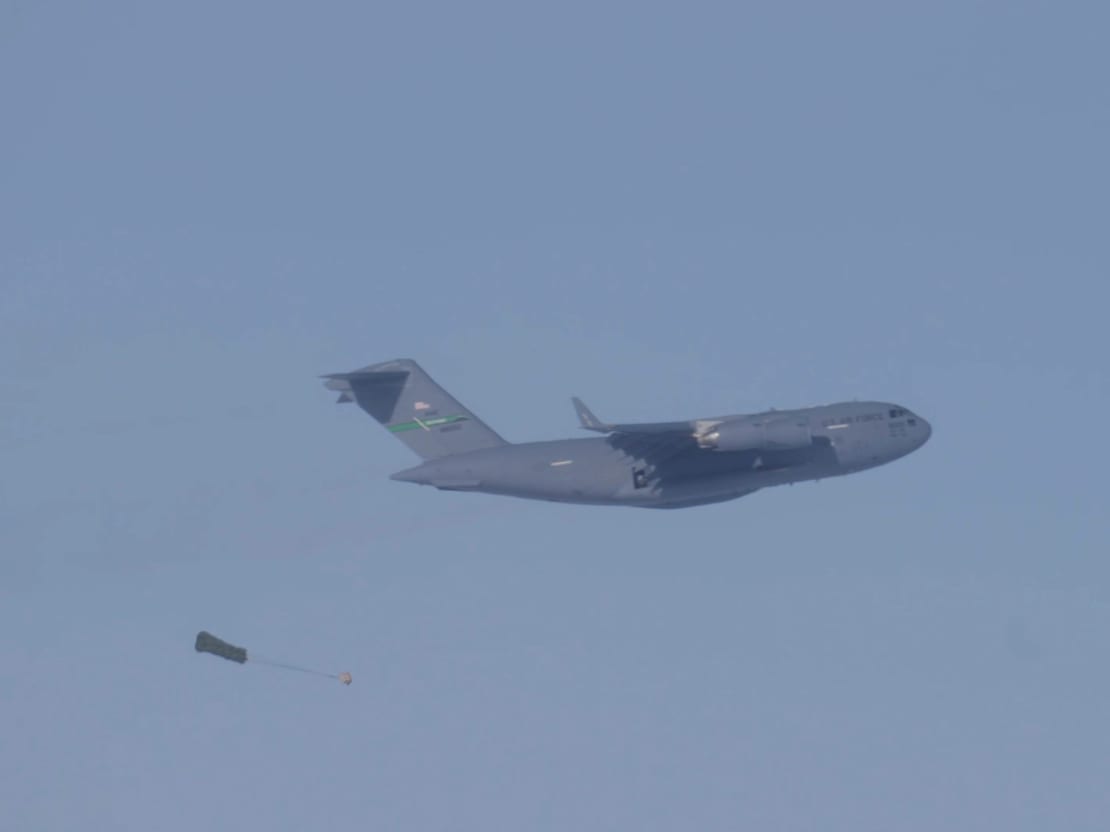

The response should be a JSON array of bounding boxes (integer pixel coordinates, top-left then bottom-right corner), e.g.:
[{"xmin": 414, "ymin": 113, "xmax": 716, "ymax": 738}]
[{"xmin": 889, "ymin": 408, "xmax": 907, "ymax": 418}]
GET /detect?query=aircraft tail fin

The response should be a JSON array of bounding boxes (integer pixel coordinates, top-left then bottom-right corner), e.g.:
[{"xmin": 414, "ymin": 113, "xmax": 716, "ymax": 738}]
[{"xmin": 323, "ymin": 359, "xmax": 508, "ymax": 460}]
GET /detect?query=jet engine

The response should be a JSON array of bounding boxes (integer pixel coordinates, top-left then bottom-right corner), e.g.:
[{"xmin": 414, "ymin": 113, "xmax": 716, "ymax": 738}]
[{"xmin": 698, "ymin": 418, "xmax": 812, "ymax": 452}]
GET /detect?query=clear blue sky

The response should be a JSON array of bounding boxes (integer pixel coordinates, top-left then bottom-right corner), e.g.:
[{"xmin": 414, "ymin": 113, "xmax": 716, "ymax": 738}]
[{"xmin": 2, "ymin": 3, "xmax": 1108, "ymax": 830}]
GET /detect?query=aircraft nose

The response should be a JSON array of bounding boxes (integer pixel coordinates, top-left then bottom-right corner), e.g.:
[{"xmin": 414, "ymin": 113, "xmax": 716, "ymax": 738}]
[{"xmin": 917, "ymin": 415, "xmax": 932, "ymax": 445}]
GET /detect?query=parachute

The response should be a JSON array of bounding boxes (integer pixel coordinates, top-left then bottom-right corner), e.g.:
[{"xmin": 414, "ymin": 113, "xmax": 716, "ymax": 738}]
[
  {"xmin": 194, "ymin": 631, "xmax": 352, "ymax": 685},
  {"xmin": 194, "ymin": 631, "xmax": 247, "ymax": 663}
]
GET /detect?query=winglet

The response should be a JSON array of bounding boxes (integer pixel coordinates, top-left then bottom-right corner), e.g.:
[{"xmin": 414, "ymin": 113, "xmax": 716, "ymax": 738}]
[{"xmin": 572, "ymin": 397, "xmax": 610, "ymax": 432}]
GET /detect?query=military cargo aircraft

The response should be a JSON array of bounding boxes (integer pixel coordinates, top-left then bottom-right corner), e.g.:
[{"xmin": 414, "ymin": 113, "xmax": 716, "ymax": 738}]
[{"xmin": 323, "ymin": 359, "xmax": 931, "ymax": 509}]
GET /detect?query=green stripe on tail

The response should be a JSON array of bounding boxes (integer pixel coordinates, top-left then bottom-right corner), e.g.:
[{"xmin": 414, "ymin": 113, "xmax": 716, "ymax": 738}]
[{"xmin": 388, "ymin": 414, "xmax": 469, "ymax": 433}]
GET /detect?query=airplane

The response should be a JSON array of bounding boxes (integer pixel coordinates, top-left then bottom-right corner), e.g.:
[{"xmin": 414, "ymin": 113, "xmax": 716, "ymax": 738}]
[{"xmin": 323, "ymin": 359, "xmax": 931, "ymax": 509}]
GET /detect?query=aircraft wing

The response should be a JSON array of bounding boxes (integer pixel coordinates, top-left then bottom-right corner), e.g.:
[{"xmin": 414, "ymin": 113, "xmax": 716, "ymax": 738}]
[
  {"xmin": 571, "ymin": 397, "xmax": 701, "ymax": 464},
  {"xmin": 571, "ymin": 397, "xmax": 694, "ymax": 436},
  {"xmin": 605, "ymin": 430, "xmax": 698, "ymax": 464}
]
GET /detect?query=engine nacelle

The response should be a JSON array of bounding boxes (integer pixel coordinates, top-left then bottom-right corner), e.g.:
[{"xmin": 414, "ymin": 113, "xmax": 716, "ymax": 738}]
[{"xmin": 699, "ymin": 418, "xmax": 812, "ymax": 452}]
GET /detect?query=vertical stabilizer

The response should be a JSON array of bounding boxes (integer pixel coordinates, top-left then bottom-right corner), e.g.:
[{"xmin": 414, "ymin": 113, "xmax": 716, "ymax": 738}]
[{"xmin": 323, "ymin": 359, "xmax": 508, "ymax": 460}]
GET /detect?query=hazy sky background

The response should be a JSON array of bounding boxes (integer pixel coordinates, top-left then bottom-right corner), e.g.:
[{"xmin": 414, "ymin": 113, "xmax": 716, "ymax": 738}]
[{"xmin": 2, "ymin": 2, "xmax": 1108, "ymax": 830}]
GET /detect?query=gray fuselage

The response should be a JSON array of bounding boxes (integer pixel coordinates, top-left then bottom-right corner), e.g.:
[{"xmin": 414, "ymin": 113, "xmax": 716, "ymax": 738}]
[{"xmin": 391, "ymin": 401, "xmax": 932, "ymax": 509}]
